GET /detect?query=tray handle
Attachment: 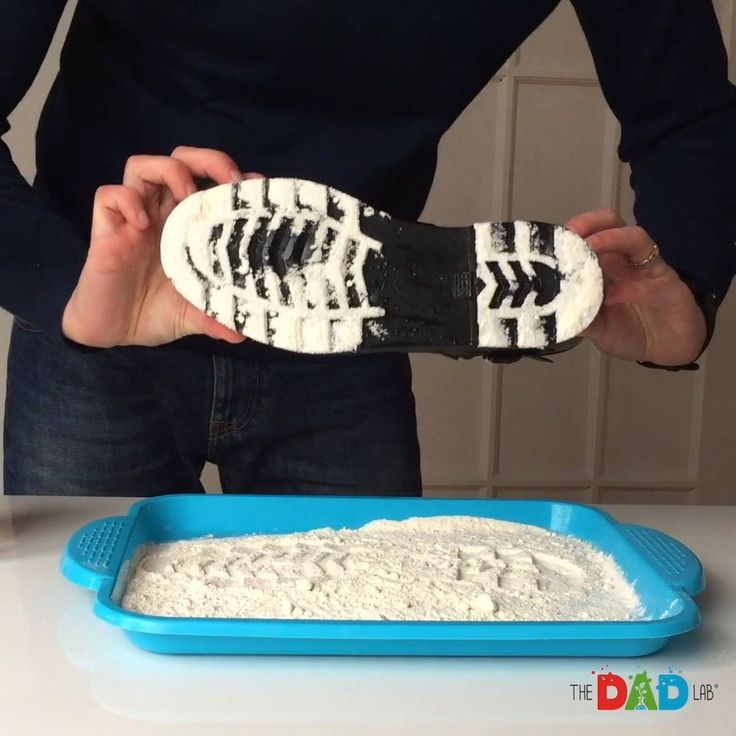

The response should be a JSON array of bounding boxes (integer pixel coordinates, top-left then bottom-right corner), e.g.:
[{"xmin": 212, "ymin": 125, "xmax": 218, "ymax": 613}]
[
  {"xmin": 620, "ymin": 523, "xmax": 705, "ymax": 597},
  {"xmin": 60, "ymin": 516, "xmax": 133, "ymax": 591}
]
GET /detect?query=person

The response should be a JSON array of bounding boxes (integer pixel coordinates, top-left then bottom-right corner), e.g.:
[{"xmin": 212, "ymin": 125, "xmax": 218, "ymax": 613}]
[{"xmin": 2, "ymin": 1, "xmax": 734, "ymax": 495}]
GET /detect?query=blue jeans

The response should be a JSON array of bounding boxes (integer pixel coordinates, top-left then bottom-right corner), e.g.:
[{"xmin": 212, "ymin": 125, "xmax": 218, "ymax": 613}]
[{"xmin": 3, "ymin": 319, "xmax": 422, "ymax": 496}]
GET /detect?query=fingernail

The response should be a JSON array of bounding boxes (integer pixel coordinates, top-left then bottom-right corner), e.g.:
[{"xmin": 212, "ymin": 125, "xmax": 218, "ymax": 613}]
[
  {"xmin": 230, "ymin": 170, "xmax": 243, "ymax": 183},
  {"xmin": 137, "ymin": 209, "xmax": 150, "ymax": 228}
]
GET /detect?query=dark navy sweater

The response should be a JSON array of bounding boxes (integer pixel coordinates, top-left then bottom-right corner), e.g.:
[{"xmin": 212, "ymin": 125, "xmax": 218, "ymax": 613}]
[{"xmin": 2, "ymin": 0, "xmax": 735, "ymax": 357}]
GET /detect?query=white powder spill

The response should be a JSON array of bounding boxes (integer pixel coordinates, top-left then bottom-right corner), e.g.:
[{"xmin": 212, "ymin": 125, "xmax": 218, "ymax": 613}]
[
  {"xmin": 367, "ymin": 321, "xmax": 389, "ymax": 339},
  {"xmin": 474, "ymin": 222, "xmax": 603, "ymax": 349},
  {"xmin": 122, "ymin": 516, "xmax": 643, "ymax": 622}
]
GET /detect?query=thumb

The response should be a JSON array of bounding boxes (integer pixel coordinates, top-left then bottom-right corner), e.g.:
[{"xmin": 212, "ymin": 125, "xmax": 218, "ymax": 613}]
[
  {"xmin": 580, "ymin": 315, "xmax": 603, "ymax": 342},
  {"xmin": 180, "ymin": 302, "xmax": 246, "ymax": 344}
]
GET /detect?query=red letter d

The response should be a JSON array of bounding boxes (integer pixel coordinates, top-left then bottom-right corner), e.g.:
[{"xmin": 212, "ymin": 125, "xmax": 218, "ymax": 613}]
[{"xmin": 597, "ymin": 674, "xmax": 628, "ymax": 710}]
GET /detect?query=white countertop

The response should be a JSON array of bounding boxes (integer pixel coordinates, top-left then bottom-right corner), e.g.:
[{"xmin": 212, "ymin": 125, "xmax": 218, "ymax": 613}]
[{"xmin": 1, "ymin": 497, "xmax": 734, "ymax": 736}]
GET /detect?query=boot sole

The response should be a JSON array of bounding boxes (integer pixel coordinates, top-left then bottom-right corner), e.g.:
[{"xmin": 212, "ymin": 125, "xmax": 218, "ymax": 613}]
[{"xmin": 161, "ymin": 178, "xmax": 603, "ymax": 354}]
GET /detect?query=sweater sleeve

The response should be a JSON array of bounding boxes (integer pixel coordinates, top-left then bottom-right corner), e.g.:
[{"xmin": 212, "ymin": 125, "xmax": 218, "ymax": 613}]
[
  {"xmin": 0, "ymin": 0, "xmax": 88, "ymax": 338},
  {"xmin": 571, "ymin": 0, "xmax": 736, "ymax": 311}
]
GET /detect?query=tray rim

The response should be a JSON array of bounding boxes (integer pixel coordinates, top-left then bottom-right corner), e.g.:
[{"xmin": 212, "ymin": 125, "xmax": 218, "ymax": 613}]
[{"xmin": 65, "ymin": 494, "xmax": 702, "ymax": 643}]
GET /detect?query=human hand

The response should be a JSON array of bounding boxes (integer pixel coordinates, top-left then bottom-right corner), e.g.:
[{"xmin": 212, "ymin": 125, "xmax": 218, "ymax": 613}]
[
  {"xmin": 63, "ymin": 146, "xmax": 262, "ymax": 348},
  {"xmin": 566, "ymin": 208, "xmax": 706, "ymax": 365}
]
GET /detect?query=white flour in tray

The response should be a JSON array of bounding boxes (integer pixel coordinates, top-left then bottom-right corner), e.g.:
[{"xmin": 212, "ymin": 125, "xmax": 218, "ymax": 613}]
[{"xmin": 121, "ymin": 516, "xmax": 644, "ymax": 621}]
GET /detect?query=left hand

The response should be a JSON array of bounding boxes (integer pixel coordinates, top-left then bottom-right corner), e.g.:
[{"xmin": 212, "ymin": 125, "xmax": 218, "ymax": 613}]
[
  {"xmin": 566, "ymin": 208, "xmax": 706, "ymax": 366},
  {"xmin": 63, "ymin": 147, "xmax": 261, "ymax": 347}
]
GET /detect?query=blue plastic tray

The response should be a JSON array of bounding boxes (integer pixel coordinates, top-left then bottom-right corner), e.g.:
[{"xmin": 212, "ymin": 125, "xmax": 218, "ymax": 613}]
[{"xmin": 61, "ymin": 495, "xmax": 704, "ymax": 657}]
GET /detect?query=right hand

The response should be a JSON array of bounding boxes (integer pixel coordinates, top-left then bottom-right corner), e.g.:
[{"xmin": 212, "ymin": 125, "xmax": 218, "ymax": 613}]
[
  {"xmin": 566, "ymin": 208, "xmax": 706, "ymax": 365},
  {"xmin": 63, "ymin": 146, "xmax": 260, "ymax": 348}
]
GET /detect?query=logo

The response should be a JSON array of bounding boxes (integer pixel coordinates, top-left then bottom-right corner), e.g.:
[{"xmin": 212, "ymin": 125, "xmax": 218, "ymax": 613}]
[{"xmin": 569, "ymin": 666, "xmax": 718, "ymax": 711}]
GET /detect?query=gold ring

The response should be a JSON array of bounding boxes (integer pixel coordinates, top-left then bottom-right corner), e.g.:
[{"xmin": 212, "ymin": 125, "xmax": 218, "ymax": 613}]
[{"xmin": 628, "ymin": 243, "xmax": 660, "ymax": 269}]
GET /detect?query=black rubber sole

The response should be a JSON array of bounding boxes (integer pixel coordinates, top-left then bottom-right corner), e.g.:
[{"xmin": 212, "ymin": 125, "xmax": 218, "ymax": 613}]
[{"xmin": 161, "ymin": 178, "xmax": 603, "ymax": 355}]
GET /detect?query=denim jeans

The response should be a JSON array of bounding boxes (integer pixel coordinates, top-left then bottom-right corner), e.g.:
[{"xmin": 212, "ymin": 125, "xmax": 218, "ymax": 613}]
[{"xmin": 4, "ymin": 319, "xmax": 422, "ymax": 496}]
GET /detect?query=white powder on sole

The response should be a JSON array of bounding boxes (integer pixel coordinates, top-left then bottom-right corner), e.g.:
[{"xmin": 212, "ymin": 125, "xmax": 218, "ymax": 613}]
[
  {"xmin": 161, "ymin": 179, "xmax": 387, "ymax": 353},
  {"xmin": 122, "ymin": 516, "xmax": 643, "ymax": 622},
  {"xmin": 162, "ymin": 179, "xmax": 602, "ymax": 355},
  {"xmin": 474, "ymin": 221, "xmax": 603, "ymax": 348}
]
